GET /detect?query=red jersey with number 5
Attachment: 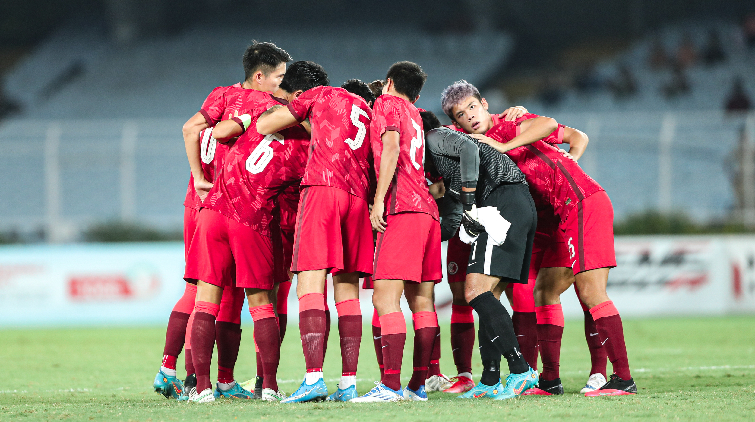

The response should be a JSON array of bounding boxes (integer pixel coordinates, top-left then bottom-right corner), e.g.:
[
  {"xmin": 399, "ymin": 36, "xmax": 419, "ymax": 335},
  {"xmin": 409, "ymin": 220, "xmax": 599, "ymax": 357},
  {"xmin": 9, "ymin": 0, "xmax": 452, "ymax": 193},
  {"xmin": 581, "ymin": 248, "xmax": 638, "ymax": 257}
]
[
  {"xmin": 485, "ymin": 114, "xmax": 603, "ymax": 223},
  {"xmin": 287, "ymin": 86, "xmax": 374, "ymax": 201},
  {"xmin": 371, "ymin": 95, "xmax": 438, "ymax": 220}
]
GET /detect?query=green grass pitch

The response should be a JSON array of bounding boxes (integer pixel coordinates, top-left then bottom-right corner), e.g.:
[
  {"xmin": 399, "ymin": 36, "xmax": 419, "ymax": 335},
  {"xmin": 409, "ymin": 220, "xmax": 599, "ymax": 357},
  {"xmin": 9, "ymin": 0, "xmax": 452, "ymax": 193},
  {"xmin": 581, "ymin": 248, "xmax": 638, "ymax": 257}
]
[{"xmin": 1, "ymin": 316, "xmax": 754, "ymax": 421}]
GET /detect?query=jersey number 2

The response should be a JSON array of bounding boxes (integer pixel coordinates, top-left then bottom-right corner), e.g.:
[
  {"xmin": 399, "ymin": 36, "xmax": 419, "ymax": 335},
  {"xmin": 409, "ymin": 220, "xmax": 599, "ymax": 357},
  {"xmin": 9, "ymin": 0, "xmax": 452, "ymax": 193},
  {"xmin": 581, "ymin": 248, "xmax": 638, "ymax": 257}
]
[
  {"xmin": 246, "ymin": 133, "xmax": 284, "ymax": 174},
  {"xmin": 345, "ymin": 104, "xmax": 370, "ymax": 150}
]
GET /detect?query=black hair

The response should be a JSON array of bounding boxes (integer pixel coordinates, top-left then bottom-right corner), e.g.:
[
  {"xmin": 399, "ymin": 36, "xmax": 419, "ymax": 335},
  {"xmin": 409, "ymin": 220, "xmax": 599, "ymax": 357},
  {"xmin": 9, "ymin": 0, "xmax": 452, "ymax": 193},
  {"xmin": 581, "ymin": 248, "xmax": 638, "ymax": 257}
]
[
  {"xmin": 420, "ymin": 110, "xmax": 441, "ymax": 134},
  {"xmin": 367, "ymin": 80, "xmax": 384, "ymax": 99},
  {"xmin": 242, "ymin": 41, "xmax": 292, "ymax": 81},
  {"xmin": 278, "ymin": 61, "xmax": 329, "ymax": 93},
  {"xmin": 341, "ymin": 79, "xmax": 375, "ymax": 105},
  {"xmin": 386, "ymin": 61, "xmax": 427, "ymax": 101},
  {"xmin": 420, "ymin": 110, "xmax": 442, "ymax": 178}
]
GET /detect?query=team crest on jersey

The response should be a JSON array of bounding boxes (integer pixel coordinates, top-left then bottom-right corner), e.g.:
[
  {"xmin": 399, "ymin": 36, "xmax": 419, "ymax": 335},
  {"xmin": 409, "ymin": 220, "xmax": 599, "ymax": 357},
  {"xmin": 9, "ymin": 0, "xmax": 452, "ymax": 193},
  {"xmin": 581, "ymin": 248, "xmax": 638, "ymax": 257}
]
[
  {"xmin": 565, "ymin": 198, "xmax": 571, "ymax": 205},
  {"xmin": 448, "ymin": 261, "xmax": 459, "ymax": 275}
]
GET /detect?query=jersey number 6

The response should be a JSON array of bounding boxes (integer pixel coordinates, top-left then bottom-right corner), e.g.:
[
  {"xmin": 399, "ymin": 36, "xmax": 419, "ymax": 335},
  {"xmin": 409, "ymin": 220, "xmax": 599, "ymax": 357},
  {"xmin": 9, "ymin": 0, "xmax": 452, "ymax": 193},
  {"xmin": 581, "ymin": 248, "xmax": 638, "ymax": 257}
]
[{"xmin": 246, "ymin": 133, "xmax": 284, "ymax": 174}]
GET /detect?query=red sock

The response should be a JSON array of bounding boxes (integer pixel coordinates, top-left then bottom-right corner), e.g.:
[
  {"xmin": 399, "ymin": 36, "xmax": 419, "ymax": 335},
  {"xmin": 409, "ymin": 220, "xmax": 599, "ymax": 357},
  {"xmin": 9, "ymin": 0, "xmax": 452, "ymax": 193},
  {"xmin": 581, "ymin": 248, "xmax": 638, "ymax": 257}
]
[
  {"xmin": 324, "ymin": 306, "xmax": 331, "ymax": 360},
  {"xmin": 408, "ymin": 312, "xmax": 438, "ymax": 391},
  {"xmin": 215, "ymin": 322, "xmax": 241, "ymax": 384},
  {"xmin": 191, "ymin": 301, "xmax": 219, "ymax": 392},
  {"xmin": 512, "ymin": 311, "xmax": 538, "ymax": 371},
  {"xmin": 536, "ymin": 304, "xmax": 564, "ymax": 382},
  {"xmin": 583, "ymin": 310, "xmax": 607, "ymax": 377},
  {"xmin": 161, "ymin": 283, "xmax": 196, "ymax": 367},
  {"xmin": 255, "ymin": 341, "xmax": 263, "ymax": 378},
  {"xmin": 336, "ymin": 299, "xmax": 362, "ymax": 377},
  {"xmin": 250, "ymin": 303, "xmax": 281, "ymax": 390},
  {"xmin": 590, "ymin": 301, "xmax": 631, "ymax": 380},
  {"xmin": 450, "ymin": 304, "xmax": 475, "ymax": 375},
  {"xmin": 372, "ymin": 309, "xmax": 384, "ymax": 378},
  {"xmin": 277, "ymin": 281, "xmax": 291, "ymax": 342},
  {"xmin": 379, "ymin": 312, "xmax": 406, "ymax": 392},
  {"xmin": 298, "ymin": 293, "xmax": 326, "ymax": 373},
  {"xmin": 427, "ymin": 329, "xmax": 441, "ymax": 378},
  {"xmin": 184, "ymin": 309, "xmax": 196, "ymax": 375}
]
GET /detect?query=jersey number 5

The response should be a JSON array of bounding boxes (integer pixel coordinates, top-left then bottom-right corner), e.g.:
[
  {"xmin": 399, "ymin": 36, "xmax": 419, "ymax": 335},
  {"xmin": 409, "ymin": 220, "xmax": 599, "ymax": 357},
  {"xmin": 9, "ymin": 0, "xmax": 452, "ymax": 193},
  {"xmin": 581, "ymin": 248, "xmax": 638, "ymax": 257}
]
[
  {"xmin": 344, "ymin": 104, "xmax": 370, "ymax": 150},
  {"xmin": 410, "ymin": 119, "xmax": 425, "ymax": 170},
  {"xmin": 200, "ymin": 128, "xmax": 216, "ymax": 164},
  {"xmin": 246, "ymin": 133, "xmax": 284, "ymax": 174}
]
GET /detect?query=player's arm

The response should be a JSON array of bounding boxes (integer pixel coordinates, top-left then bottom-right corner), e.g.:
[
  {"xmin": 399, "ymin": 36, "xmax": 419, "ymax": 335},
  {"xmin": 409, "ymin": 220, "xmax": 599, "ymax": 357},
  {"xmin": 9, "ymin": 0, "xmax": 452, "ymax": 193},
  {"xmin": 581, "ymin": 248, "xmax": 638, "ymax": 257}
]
[
  {"xmin": 370, "ymin": 130, "xmax": 400, "ymax": 233},
  {"xmin": 470, "ymin": 116, "xmax": 557, "ymax": 153},
  {"xmin": 438, "ymin": 195, "xmax": 462, "ymax": 241},
  {"xmin": 212, "ymin": 114, "xmax": 253, "ymax": 142},
  {"xmin": 560, "ymin": 126, "xmax": 589, "ymax": 161},
  {"xmin": 256, "ymin": 106, "xmax": 300, "ymax": 135},
  {"xmin": 182, "ymin": 112, "xmax": 212, "ymax": 199}
]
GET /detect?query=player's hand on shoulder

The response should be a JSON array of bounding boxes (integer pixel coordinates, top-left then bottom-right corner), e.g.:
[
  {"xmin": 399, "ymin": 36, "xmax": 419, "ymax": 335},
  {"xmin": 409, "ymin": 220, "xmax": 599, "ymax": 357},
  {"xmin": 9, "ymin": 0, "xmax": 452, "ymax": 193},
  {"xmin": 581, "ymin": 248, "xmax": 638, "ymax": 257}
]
[
  {"xmin": 370, "ymin": 201, "xmax": 387, "ymax": 233},
  {"xmin": 560, "ymin": 149, "xmax": 577, "ymax": 162},
  {"xmin": 469, "ymin": 133, "xmax": 496, "ymax": 146},
  {"xmin": 194, "ymin": 178, "xmax": 213, "ymax": 201},
  {"xmin": 500, "ymin": 106, "xmax": 528, "ymax": 121}
]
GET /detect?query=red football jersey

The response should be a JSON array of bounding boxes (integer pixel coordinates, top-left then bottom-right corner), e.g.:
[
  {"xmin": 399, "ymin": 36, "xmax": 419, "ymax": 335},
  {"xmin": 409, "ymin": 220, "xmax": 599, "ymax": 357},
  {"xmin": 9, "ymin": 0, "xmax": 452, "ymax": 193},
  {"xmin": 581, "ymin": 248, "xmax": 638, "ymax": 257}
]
[
  {"xmin": 485, "ymin": 114, "xmax": 604, "ymax": 223},
  {"xmin": 287, "ymin": 86, "xmax": 374, "ymax": 201},
  {"xmin": 184, "ymin": 84, "xmax": 277, "ymax": 210},
  {"xmin": 371, "ymin": 95, "xmax": 438, "ymax": 220},
  {"xmin": 204, "ymin": 92, "xmax": 307, "ymax": 236},
  {"xmin": 204, "ymin": 124, "xmax": 309, "ymax": 237},
  {"xmin": 278, "ymin": 184, "xmax": 301, "ymax": 233}
]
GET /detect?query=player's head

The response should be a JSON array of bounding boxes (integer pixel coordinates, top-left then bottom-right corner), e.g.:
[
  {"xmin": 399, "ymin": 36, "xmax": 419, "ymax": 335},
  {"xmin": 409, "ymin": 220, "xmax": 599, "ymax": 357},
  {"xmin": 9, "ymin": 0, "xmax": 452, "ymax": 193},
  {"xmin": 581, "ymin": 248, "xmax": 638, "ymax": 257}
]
[
  {"xmin": 441, "ymin": 80, "xmax": 492, "ymax": 134},
  {"xmin": 341, "ymin": 79, "xmax": 375, "ymax": 107},
  {"xmin": 420, "ymin": 110, "xmax": 441, "ymax": 135},
  {"xmin": 384, "ymin": 61, "xmax": 426, "ymax": 103},
  {"xmin": 242, "ymin": 41, "xmax": 292, "ymax": 92},
  {"xmin": 367, "ymin": 80, "xmax": 384, "ymax": 104},
  {"xmin": 277, "ymin": 60, "xmax": 329, "ymax": 100}
]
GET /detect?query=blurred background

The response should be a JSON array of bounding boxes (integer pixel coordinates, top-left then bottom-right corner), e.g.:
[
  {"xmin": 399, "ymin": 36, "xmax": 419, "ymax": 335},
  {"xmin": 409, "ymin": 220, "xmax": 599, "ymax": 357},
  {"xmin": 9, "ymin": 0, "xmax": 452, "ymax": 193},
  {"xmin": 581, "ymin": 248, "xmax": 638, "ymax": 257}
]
[{"xmin": 1, "ymin": 0, "xmax": 754, "ymax": 325}]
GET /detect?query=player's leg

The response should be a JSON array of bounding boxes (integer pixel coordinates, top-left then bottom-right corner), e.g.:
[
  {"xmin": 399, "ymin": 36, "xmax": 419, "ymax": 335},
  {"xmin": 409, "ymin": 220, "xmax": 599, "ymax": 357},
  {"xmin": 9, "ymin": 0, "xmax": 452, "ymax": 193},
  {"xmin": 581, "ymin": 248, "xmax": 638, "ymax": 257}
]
[
  {"xmin": 530, "ymin": 267, "xmax": 572, "ymax": 395},
  {"xmin": 183, "ymin": 209, "xmax": 235, "ymax": 403},
  {"xmin": 154, "ymin": 207, "xmax": 200, "ymax": 399},
  {"xmin": 438, "ymin": 234, "xmax": 474, "ymax": 393},
  {"xmin": 154, "ymin": 281, "xmax": 196, "ymax": 399},
  {"xmin": 403, "ymin": 280, "xmax": 437, "ymax": 401},
  {"xmin": 327, "ymin": 272, "xmax": 362, "ymax": 401},
  {"xmin": 245, "ymin": 288, "xmax": 282, "ymax": 400},
  {"xmin": 189, "ymin": 281, "xmax": 223, "ymax": 403},
  {"xmin": 213, "ymin": 284, "xmax": 252, "ymax": 399},
  {"xmin": 574, "ymin": 284, "xmax": 608, "ymax": 393},
  {"xmin": 568, "ymin": 192, "xmax": 635, "ymax": 396}
]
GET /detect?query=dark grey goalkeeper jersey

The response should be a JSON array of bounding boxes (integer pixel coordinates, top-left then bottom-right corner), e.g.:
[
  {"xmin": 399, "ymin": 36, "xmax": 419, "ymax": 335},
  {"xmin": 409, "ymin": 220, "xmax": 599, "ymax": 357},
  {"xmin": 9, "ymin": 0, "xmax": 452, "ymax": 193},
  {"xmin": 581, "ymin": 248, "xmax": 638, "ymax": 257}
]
[{"xmin": 425, "ymin": 127, "xmax": 527, "ymax": 240}]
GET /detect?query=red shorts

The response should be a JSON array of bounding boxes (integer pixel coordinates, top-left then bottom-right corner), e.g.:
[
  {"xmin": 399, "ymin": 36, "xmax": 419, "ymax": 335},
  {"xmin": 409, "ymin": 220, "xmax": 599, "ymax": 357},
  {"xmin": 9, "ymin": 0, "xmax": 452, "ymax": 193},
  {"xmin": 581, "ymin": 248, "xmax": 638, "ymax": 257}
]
[
  {"xmin": 280, "ymin": 227, "xmax": 295, "ymax": 275},
  {"xmin": 271, "ymin": 223, "xmax": 290, "ymax": 284},
  {"xmin": 291, "ymin": 186, "xmax": 374, "ymax": 275},
  {"xmin": 373, "ymin": 212, "xmax": 442, "ymax": 283},
  {"xmin": 446, "ymin": 232, "xmax": 471, "ymax": 283},
  {"xmin": 559, "ymin": 191, "xmax": 617, "ymax": 275},
  {"xmin": 185, "ymin": 209, "xmax": 275, "ymax": 290},
  {"xmin": 183, "ymin": 207, "xmax": 200, "ymax": 261}
]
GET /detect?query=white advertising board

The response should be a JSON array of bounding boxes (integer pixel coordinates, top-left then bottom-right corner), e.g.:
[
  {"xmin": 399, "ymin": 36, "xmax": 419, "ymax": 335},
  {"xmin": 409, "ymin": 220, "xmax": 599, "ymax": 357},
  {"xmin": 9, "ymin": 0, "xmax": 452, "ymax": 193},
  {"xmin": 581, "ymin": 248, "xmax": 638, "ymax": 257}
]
[{"xmin": 1, "ymin": 236, "xmax": 753, "ymax": 327}]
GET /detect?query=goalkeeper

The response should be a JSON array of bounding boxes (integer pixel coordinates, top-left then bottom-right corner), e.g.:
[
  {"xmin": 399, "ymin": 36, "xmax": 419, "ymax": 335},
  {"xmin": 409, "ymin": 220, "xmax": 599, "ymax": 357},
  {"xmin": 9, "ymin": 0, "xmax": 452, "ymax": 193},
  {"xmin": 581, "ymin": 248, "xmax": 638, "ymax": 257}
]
[{"xmin": 422, "ymin": 112, "xmax": 538, "ymax": 400}]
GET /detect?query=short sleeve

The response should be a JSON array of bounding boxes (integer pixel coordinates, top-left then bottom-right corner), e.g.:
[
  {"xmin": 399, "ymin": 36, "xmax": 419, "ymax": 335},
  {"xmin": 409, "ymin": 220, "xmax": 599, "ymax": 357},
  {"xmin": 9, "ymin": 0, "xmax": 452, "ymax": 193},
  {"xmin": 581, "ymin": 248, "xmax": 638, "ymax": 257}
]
[
  {"xmin": 287, "ymin": 86, "xmax": 322, "ymax": 122},
  {"xmin": 485, "ymin": 121, "xmax": 518, "ymax": 144},
  {"xmin": 199, "ymin": 86, "xmax": 227, "ymax": 126}
]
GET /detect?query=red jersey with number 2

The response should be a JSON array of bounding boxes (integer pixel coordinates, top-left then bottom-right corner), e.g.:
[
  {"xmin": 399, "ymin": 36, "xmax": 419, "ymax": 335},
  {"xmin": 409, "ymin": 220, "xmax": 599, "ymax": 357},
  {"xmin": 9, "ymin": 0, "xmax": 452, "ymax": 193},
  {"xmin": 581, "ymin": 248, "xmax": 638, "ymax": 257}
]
[{"xmin": 371, "ymin": 95, "xmax": 438, "ymax": 220}]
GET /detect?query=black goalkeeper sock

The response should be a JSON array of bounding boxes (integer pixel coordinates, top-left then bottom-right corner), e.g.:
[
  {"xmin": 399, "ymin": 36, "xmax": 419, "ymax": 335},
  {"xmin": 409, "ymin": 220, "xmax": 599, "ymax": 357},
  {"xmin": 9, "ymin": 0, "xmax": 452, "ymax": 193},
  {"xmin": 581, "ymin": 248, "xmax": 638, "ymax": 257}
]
[
  {"xmin": 469, "ymin": 291, "xmax": 529, "ymax": 375},
  {"xmin": 478, "ymin": 319, "xmax": 501, "ymax": 386}
]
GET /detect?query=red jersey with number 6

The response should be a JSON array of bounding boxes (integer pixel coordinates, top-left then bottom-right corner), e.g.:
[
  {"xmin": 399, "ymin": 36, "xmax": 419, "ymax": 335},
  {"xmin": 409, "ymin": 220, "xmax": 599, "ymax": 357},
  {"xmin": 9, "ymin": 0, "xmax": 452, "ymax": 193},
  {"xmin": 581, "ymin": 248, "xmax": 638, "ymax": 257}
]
[
  {"xmin": 371, "ymin": 95, "xmax": 438, "ymax": 220},
  {"xmin": 183, "ymin": 84, "xmax": 275, "ymax": 210},
  {"xmin": 204, "ymin": 94, "xmax": 308, "ymax": 237},
  {"xmin": 287, "ymin": 86, "xmax": 374, "ymax": 201},
  {"xmin": 485, "ymin": 114, "xmax": 603, "ymax": 223}
]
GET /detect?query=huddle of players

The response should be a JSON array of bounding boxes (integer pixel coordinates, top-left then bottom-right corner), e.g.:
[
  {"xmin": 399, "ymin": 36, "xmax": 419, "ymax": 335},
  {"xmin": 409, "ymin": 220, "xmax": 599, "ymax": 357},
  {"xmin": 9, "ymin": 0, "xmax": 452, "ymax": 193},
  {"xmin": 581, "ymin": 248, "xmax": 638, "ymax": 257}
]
[{"xmin": 152, "ymin": 40, "xmax": 638, "ymax": 404}]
